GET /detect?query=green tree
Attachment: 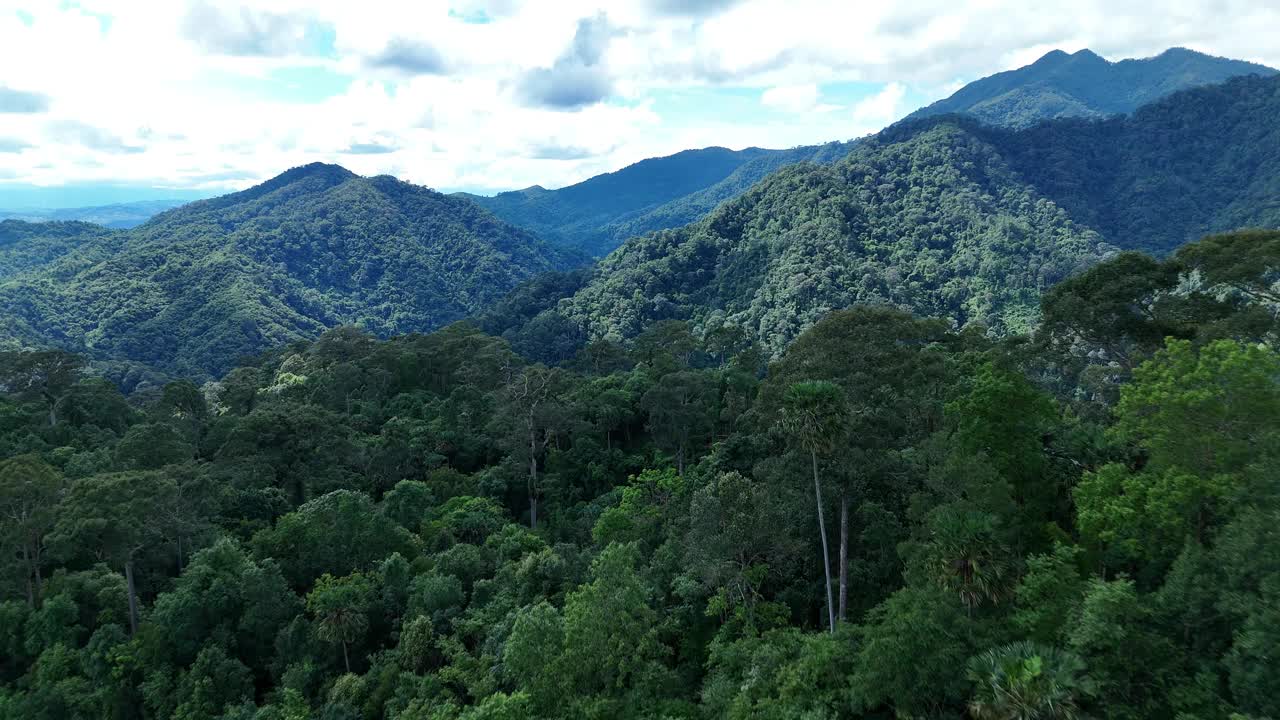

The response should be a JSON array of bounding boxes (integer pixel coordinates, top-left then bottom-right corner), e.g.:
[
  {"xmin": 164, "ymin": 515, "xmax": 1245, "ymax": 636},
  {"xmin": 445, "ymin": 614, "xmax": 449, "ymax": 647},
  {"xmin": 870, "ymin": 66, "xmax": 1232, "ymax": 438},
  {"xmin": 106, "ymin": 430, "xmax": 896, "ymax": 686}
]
[
  {"xmin": 307, "ymin": 572, "xmax": 373, "ymax": 673},
  {"xmin": 48, "ymin": 472, "xmax": 175, "ymax": 634},
  {"xmin": 779, "ymin": 380, "xmax": 846, "ymax": 634},
  {"xmin": 0, "ymin": 456, "xmax": 65, "ymax": 608},
  {"xmin": 967, "ymin": 641, "xmax": 1088, "ymax": 720}
]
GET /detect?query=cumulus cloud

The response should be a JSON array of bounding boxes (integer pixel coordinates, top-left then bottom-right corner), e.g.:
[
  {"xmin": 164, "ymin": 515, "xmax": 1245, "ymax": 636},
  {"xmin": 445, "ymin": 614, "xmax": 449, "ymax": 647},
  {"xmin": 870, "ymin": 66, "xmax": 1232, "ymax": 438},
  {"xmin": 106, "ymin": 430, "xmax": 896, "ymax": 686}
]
[
  {"xmin": 516, "ymin": 13, "xmax": 616, "ymax": 110},
  {"xmin": 181, "ymin": 1, "xmax": 327, "ymax": 57},
  {"xmin": 367, "ymin": 38, "xmax": 448, "ymax": 75},
  {"xmin": 761, "ymin": 83, "xmax": 838, "ymax": 113},
  {"xmin": 0, "ymin": 86, "xmax": 50, "ymax": 113},
  {"xmin": 852, "ymin": 82, "xmax": 908, "ymax": 125},
  {"xmin": 4, "ymin": 0, "xmax": 1280, "ymax": 197}
]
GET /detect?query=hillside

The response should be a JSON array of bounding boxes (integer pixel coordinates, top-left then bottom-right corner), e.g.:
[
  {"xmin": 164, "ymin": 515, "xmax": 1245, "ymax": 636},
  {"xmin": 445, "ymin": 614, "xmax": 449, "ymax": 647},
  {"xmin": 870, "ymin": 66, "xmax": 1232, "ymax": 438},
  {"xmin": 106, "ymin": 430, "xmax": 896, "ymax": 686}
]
[
  {"xmin": 461, "ymin": 142, "xmax": 854, "ymax": 256},
  {"xmin": 0, "ymin": 219, "xmax": 123, "ymax": 281},
  {"xmin": 0, "ymin": 164, "xmax": 575, "ymax": 377},
  {"xmin": 0, "ymin": 199, "xmax": 186, "ymax": 229},
  {"xmin": 906, "ymin": 47, "xmax": 1275, "ymax": 128},
  {"xmin": 517, "ymin": 73, "xmax": 1280, "ymax": 355},
  {"xmin": 549, "ymin": 125, "xmax": 1112, "ymax": 354}
]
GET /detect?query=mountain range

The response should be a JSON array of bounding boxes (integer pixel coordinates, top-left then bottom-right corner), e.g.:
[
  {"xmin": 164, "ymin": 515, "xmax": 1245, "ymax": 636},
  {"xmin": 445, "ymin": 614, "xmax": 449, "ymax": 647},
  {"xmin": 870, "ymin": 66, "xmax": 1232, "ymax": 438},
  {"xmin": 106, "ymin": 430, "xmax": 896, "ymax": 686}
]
[
  {"xmin": 2, "ymin": 48, "xmax": 1278, "ymax": 377},
  {"xmin": 0, "ymin": 199, "xmax": 188, "ymax": 229},
  {"xmin": 905, "ymin": 46, "xmax": 1276, "ymax": 128},
  {"xmin": 500, "ymin": 73, "xmax": 1280, "ymax": 358},
  {"xmin": 465, "ymin": 47, "xmax": 1272, "ymax": 256}
]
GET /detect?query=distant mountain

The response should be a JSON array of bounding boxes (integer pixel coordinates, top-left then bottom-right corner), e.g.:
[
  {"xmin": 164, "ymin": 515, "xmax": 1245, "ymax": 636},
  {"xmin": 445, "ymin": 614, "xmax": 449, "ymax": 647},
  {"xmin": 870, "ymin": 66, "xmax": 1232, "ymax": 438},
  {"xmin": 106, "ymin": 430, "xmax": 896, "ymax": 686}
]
[
  {"xmin": 0, "ymin": 199, "xmax": 187, "ymax": 229},
  {"xmin": 461, "ymin": 48, "xmax": 1271, "ymax": 257},
  {"xmin": 906, "ymin": 47, "xmax": 1275, "ymax": 128},
  {"xmin": 0, "ymin": 163, "xmax": 576, "ymax": 377},
  {"xmin": 505, "ymin": 73, "xmax": 1280, "ymax": 356},
  {"xmin": 460, "ymin": 141, "xmax": 855, "ymax": 256}
]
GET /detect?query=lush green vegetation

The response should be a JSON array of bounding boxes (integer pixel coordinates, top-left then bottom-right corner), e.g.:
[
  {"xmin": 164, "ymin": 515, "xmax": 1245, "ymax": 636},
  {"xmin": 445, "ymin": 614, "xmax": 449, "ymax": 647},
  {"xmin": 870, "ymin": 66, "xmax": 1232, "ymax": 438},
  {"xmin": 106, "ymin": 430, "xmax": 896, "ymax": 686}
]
[
  {"xmin": 526, "ymin": 123, "xmax": 1114, "ymax": 357},
  {"xmin": 906, "ymin": 47, "xmax": 1274, "ymax": 128},
  {"xmin": 494, "ymin": 73, "xmax": 1280, "ymax": 358},
  {"xmin": 0, "ymin": 220, "xmax": 121, "ymax": 281},
  {"xmin": 968, "ymin": 74, "xmax": 1280, "ymax": 255},
  {"xmin": 462, "ymin": 142, "xmax": 855, "ymax": 256},
  {"xmin": 1, "ymin": 229, "xmax": 1277, "ymax": 719},
  {"xmin": 0, "ymin": 164, "xmax": 576, "ymax": 380}
]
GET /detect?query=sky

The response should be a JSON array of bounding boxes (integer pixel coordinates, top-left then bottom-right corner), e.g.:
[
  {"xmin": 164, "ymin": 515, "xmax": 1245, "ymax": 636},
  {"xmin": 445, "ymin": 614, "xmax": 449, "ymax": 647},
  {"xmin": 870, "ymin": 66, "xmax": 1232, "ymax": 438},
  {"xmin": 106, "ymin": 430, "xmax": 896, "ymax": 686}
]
[{"xmin": 1, "ymin": 0, "xmax": 1278, "ymax": 206}]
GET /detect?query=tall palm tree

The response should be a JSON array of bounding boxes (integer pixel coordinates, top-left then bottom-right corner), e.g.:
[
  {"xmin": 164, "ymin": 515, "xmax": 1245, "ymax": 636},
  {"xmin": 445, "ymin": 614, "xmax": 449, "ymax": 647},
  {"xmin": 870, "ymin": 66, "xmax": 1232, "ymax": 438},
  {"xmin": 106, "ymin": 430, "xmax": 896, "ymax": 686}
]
[{"xmin": 779, "ymin": 380, "xmax": 846, "ymax": 634}]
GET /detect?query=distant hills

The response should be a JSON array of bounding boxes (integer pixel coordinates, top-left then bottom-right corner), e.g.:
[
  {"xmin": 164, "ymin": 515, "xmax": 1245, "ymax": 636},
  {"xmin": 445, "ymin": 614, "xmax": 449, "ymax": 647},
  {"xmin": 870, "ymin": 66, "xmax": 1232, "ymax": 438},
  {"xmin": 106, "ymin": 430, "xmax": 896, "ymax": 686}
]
[
  {"xmin": 0, "ymin": 163, "xmax": 575, "ymax": 377},
  {"xmin": 465, "ymin": 47, "xmax": 1273, "ymax": 257},
  {"xmin": 499, "ymin": 73, "xmax": 1280, "ymax": 357},
  {"xmin": 906, "ymin": 47, "xmax": 1275, "ymax": 128},
  {"xmin": 0, "ymin": 199, "xmax": 186, "ymax": 229},
  {"xmin": 459, "ymin": 142, "xmax": 854, "ymax": 256}
]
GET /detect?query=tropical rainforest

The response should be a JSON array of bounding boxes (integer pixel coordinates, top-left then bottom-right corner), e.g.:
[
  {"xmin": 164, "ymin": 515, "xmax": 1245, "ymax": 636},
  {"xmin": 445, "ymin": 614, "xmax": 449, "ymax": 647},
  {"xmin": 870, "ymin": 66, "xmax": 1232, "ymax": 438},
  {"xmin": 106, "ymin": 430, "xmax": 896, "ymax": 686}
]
[
  {"xmin": 2, "ymin": 45, "xmax": 1280, "ymax": 720},
  {"xmin": 1, "ymin": 228, "xmax": 1279, "ymax": 719},
  {"xmin": 498, "ymin": 73, "xmax": 1280, "ymax": 361},
  {"xmin": 0, "ymin": 164, "xmax": 575, "ymax": 380}
]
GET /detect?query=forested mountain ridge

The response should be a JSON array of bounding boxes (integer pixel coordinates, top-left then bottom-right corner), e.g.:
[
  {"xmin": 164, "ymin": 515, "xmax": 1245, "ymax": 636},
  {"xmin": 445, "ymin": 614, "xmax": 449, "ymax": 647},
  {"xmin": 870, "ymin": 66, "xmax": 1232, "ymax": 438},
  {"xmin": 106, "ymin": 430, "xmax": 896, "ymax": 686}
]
[
  {"xmin": 460, "ymin": 47, "xmax": 1271, "ymax": 258},
  {"xmin": 906, "ymin": 46, "xmax": 1275, "ymax": 128},
  {"xmin": 963, "ymin": 73, "xmax": 1280, "ymax": 255},
  {"xmin": 2, "ymin": 229, "xmax": 1278, "ymax": 719},
  {"xmin": 461, "ymin": 141, "xmax": 855, "ymax": 256},
  {"xmin": 552, "ymin": 124, "xmax": 1111, "ymax": 354},
  {"xmin": 0, "ymin": 164, "xmax": 576, "ymax": 379},
  {"xmin": 493, "ymin": 73, "xmax": 1280, "ymax": 359}
]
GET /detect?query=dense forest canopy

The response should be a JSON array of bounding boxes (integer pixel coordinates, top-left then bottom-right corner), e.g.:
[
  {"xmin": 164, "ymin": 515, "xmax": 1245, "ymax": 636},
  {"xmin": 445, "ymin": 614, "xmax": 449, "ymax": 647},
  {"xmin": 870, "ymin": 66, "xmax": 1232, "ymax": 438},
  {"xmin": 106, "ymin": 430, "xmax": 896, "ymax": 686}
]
[
  {"xmin": 487, "ymin": 73, "xmax": 1280, "ymax": 362},
  {"xmin": 1, "ymin": 229, "xmax": 1278, "ymax": 719},
  {"xmin": 0, "ymin": 164, "xmax": 577, "ymax": 381},
  {"xmin": 905, "ymin": 47, "xmax": 1275, "ymax": 128}
]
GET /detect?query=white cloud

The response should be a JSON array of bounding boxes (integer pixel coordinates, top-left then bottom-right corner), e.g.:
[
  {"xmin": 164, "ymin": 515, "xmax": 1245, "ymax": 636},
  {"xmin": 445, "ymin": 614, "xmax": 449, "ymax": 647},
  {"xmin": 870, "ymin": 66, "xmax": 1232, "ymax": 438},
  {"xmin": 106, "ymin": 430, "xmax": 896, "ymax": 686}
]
[
  {"xmin": 0, "ymin": 0, "xmax": 1278, "ymax": 198},
  {"xmin": 851, "ymin": 82, "xmax": 907, "ymax": 125},
  {"xmin": 760, "ymin": 83, "xmax": 838, "ymax": 113}
]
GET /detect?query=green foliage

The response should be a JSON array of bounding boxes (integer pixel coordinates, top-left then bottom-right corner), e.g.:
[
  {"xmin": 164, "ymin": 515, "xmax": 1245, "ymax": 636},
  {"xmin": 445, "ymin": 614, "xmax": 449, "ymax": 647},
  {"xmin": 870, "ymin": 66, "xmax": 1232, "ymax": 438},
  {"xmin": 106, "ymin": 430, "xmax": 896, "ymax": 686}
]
[
  {"xmin": 967, "ymin": 640, "xmax": 1088, "ymax": 720},
  {"xmin": 0, "ymin": 164, "xmax": 575, "ymax": 377},
  {"xmin": 1, "ymin": 217, "xmax": 1278, "ymax": 719}
]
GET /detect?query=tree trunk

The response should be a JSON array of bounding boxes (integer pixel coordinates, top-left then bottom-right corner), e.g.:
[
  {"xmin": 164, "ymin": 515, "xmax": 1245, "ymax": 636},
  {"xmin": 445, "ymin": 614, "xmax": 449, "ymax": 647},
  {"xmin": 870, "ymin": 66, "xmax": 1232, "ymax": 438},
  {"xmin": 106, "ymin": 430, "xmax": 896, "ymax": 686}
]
[
  {"xmin": 676, "ymin": 442, "xmax": 685, "ymax": 476},
  {"xmin": 528, "ymin": 429, "xmax": 538, "ymax": 529},
  {"xmin": 124, "ymin": 558, "xmax": 139, "ymax": 636},
  {"xmin": 812, "ymin": 451, "xmax": 835, "ymax": 634},
  {"xmin": 30, "ymin": 540, "xmax": 42, "ymax": 608},
  {"xmin": 838, "ymin": 494, "xmax": 849, "ymax": 622},
  {"xmin": 21, "ymin": 544, "xmax": 34, "ymax": 608},
  {"xmin": 341, "ymin": 639, "xmax": 351, "ymax": 673}
]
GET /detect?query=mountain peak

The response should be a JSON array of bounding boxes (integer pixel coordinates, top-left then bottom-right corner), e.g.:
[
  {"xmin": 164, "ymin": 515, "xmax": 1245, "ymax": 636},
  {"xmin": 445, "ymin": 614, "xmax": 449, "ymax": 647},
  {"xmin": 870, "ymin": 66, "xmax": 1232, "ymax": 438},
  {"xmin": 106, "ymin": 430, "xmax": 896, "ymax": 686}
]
[
  {"xmin": 268, "ymin": 162, "xmax": 357, "ymax": 186},
  {"xmin": 1033, "ymin": 49, "xmax": 1071, "ymax": 65},
  {"xmin": 906, "ymin": 46, "xmax": 1275, "ymax": 129}
]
